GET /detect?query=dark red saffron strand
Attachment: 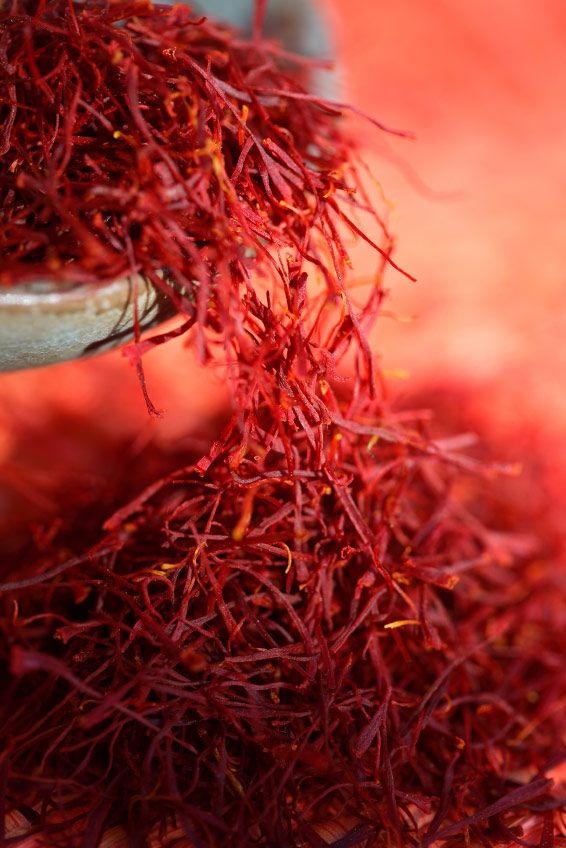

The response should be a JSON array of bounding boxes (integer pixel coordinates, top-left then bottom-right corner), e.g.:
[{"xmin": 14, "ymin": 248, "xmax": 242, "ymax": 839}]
[{"xmin": 0, "ymin": 1, "xmax": 565, "ymax": 847}]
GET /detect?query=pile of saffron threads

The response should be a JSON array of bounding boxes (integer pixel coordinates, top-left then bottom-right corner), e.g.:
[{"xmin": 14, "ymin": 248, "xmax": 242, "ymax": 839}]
[
  {"xmin": 0, "ymin": 0, "xmax": 409, "ymax": 359},
  {"xmin": 0, "ymin": 1, "xmax": 565, "ymax": 846}
]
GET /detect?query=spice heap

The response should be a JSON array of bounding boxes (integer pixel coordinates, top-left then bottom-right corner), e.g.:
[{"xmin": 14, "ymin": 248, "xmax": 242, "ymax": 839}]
[
  {"xmin": 0, "ymin": 1, "xmax": 564, "ymax": 846},
  {"xmin": 0, "ymin": 0, "xmax": 408, "ymax": 333}
]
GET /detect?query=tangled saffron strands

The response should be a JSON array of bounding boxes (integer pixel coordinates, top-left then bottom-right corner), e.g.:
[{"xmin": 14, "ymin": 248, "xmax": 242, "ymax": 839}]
[
  {"xmin": 0, "ymin": 0, "xmax": 409, "ymax": 339},
  {"xmin": 0, "ymin": 1, "xmax": 565, "ymax": 846},
  {"xmin": 2, "ymin": 410, "xmax": 566, "ymax": 848}
]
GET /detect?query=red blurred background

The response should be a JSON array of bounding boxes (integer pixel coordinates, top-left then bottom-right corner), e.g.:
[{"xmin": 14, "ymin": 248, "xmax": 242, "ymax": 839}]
[{"xmin": 1, "ymin": 0, "xmax": 565, "ymax": 544}]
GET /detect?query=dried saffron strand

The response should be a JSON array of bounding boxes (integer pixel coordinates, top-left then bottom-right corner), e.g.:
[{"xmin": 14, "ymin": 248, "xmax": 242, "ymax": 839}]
[{"xmin": 0, "ymin": 1, "xmax": 565, "ymax": 847}]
